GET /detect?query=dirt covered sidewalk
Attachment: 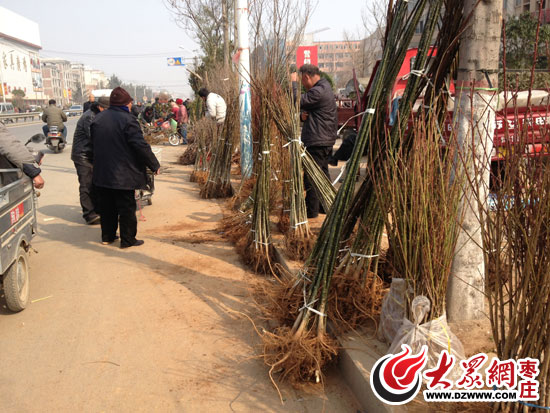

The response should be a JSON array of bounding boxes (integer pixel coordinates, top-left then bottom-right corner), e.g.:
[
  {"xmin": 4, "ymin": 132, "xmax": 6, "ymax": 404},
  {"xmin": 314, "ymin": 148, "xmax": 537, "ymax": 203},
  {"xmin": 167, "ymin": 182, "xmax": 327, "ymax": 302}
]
[{"xmin": 0, "ymin": 145, "xmax": 359, "ymax": 412}]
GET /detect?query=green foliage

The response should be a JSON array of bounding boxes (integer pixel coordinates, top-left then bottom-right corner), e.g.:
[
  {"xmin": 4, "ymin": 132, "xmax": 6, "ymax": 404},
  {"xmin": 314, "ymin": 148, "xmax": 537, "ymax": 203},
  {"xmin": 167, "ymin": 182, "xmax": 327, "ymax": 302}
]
[
  {"xmin": 108, "ymin": 74, "xmax": 123, "ymax": 88},
  {"xmin": 500, "ymin": 71, "xmax": 550, "ymax": 91},
  {"xmin": 11, "ymin": 88, "xmax": 25, "ymax": 97},
  {"xmin": 320, "ymin": 71, "xmax": 335, "ymax": 89},
  {"xmin": 505, "ymin": 12, "xmax": 550, "ymax": 69}
]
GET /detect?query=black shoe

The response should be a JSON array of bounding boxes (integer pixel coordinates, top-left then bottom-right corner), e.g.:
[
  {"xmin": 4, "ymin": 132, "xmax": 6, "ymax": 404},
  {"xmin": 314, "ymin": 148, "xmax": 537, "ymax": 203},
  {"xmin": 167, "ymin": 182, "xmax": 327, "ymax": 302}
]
[
  {"xmin": 120, "ymin": 239, "xmax": 145, "ymax": 249},
  {"xmin": 86, "ymin": 215, "xmax": 101, "ymax": 225},
  {"xmin": 307, "ymin": 212, "xmax": 319, "ymax": 219},
  {"xmin": 102, "ymin": 236, "xmax": 119, "ymax": 245},
  {"xmin": 328, "ymin": 156, "xmax": 338, "ymax": 167}
]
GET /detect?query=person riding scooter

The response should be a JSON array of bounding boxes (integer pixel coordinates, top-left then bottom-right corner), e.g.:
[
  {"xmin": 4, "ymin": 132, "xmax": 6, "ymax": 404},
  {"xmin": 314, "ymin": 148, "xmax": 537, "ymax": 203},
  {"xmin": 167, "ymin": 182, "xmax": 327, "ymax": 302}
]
[{"xmin": 42, "ymin": 99, "xmax": 68, "ymax": 140}]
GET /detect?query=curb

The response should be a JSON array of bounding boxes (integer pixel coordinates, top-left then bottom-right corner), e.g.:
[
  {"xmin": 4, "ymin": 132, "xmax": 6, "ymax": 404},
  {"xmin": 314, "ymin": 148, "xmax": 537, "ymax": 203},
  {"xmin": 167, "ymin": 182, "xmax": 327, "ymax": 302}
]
[{"xmin": 337, "ymin": 331, "xmax": 407, "ymax": 413}]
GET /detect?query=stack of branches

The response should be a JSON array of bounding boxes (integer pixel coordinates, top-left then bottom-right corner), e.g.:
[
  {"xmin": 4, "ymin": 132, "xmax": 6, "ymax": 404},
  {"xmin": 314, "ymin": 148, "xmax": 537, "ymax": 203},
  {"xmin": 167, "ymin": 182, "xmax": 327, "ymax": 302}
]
[
  {"xmin": 373, "ymin": 110, "xmax": 465, "ymax": 321},
  {"xmin": 201, "ymin": 68, "xmax": 240, "ymax": 199},
  {"xmin": 236, "ymin": 92, "xmax": 280, "ymax": 276},
  {"xmin": 268, "ymin": 82, "xmax": 314, "ymax": 260},
  {"xmin": 189, "ymin": 118, "xmax": 216, "ymax": 184},
  {"xmin": 480, "ymin": 22, "xmax": 550, "ymax": 411},
  {"xmin": 260, "ymin": 0, "xmax": 462, "ymax": 387}
]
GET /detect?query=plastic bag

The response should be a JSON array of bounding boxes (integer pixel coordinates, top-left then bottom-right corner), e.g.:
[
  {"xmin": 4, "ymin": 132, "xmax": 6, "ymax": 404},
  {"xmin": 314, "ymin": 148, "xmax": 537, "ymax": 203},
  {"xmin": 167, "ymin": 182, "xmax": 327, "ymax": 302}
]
[
  {"xmin": 388, "ymin": 296, "xmax": 465, "ymax": 381},
  {"xmin": 170, "ymin": 118, "xmax": 178, "ymax": 132},
  {"xmin": 378, "ymin": 278, "xmax": 406, "ymax": 343}
]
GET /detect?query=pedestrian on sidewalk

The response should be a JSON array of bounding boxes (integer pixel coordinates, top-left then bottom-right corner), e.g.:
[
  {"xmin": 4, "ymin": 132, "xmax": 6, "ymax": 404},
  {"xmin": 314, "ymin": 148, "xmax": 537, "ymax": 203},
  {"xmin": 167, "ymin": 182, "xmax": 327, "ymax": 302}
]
[
  {"xmin": 91, "ymin": 87, "xmax": 160, "ymax": 249},
  {"xmin": 83, "ymin": 94, "xmax": 95, "ymax": 113},
  {"xmin": 294, "ymin": 64, "xmax": 338, "ymax": 219},
  {"xmin": 175, "ymin": 98, "xmax": 188, "ymax": 144},
  {"xmin": 71, "ymin": 97, "xmax": 110, "ymax": 225}
]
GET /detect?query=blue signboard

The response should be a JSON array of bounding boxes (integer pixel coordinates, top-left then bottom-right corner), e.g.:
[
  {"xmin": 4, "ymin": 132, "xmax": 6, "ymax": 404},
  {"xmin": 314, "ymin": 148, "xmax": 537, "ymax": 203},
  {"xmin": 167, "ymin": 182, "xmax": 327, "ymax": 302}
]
[{"xmin": 167, "ymin": 57, "xmax": 186, "ymax": 67}]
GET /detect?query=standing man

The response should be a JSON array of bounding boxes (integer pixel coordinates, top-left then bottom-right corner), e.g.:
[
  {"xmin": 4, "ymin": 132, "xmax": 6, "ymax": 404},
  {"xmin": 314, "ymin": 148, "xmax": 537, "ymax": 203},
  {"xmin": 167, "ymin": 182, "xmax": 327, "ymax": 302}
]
[
  {"xmin": 83, "ymin": 94, "xmax": 95, "ymax": 113},
  {"xmin": 91, "ymin": 87, "xmax": 160, "ymax": 249},
  {"xmin": 297, "ymin": 64, "xmax": 337, "ymax": 219},
  {"xmin": 152, "ymin": 92, "xmax": 171, "ymax": 120},
  {"xmin": 71, "ymin": 96, "xmax": 110, "ymax": 225},
  {"xmin": 198, "ymin": 88, "xmax": 226, "ymax": 125},
  {"xmin": 42, "ymin": 99, "xmax": 68, "ymax": 140},
  {"xmin": 175, "ymin": 98, "xmax": 188, "ymax": 144}
]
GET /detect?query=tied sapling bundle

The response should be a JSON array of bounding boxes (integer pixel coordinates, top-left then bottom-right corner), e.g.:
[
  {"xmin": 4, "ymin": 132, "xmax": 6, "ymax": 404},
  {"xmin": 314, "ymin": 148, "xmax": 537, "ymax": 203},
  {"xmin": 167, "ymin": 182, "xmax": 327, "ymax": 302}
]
[
  {"xmin": 201, "ymin": 81, "xmax": 239, "ymax": 198},
  {"xmin": 268, "ymin": 82, "xmax": 314, "ymax": 260},
  {"xmin": 261, "ymin": 0, "xmax": 434, "ymax": 386},
  {"xmin": 189, "ymin": 118, "xmax": 216, "ymax": 184},
  {"xmin": 236, "ymin": 97, "xmax": 279, "ymax": 275}
]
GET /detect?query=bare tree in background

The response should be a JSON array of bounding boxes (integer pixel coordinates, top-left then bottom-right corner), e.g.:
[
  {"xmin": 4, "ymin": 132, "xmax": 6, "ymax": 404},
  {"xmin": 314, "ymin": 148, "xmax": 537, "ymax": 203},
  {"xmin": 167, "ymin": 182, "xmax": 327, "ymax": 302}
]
[
  {"xmin": 342, "ymin": 0, "xmax": 386, "ymax": 82},
  {"xmin": 248, "ymin": 0, "xmax": 315, "ymax": 72},
  {"xmin": 165, "ymin": 0, "xmax": 233, "ymax": 66}
]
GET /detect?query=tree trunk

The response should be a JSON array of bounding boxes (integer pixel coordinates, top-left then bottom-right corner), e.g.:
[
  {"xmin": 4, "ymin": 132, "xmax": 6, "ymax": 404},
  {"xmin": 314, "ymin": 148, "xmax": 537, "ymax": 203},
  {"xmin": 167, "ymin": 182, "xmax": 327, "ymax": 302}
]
[
  {"xmin": 222, "ymin": 0, "xmax": 230, "ymax": 69},
  {"xmin": 447, "ymin": 0, "xmax": 503, "ymax": 321}
]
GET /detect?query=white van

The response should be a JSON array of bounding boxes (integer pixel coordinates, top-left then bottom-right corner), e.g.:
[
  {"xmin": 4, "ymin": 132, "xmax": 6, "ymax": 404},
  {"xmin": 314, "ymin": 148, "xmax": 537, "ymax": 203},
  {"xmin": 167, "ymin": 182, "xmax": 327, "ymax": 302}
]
[
  {"xmin": 0, "ymin": 102, "xmax": 15, "ymax": 123},
  {"xmin": 0, "ymin": 102, "xmax": 15, "ymax": 114}
]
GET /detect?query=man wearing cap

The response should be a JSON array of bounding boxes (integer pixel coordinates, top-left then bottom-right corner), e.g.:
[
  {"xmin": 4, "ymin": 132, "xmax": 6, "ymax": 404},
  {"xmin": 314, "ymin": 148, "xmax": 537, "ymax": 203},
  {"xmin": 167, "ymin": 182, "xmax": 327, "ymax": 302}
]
[
  {"xmin": 71, "ymin": 96, "xmax": 110, "ymax": 225},
  {"xmin": 91, "ymin": 87, "xmax": 160, "ymax": 249}
]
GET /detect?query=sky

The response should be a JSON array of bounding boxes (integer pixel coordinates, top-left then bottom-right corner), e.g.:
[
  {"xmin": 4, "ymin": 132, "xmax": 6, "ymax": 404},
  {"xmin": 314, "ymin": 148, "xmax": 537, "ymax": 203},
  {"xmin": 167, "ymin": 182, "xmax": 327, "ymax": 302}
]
[{"xmin": 2, "ymin": 0, "xmax": 371, "ymax": 99}]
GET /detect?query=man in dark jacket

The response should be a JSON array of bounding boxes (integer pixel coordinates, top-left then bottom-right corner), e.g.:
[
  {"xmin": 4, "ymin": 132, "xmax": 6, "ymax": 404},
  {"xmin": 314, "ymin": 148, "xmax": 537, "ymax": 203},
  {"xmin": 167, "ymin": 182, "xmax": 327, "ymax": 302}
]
[
  {"xmin": 298, "ymin": 64, "xmax": 338, "ymax": 218},
  {"xmin": 91, "ymin": 87, "xmax": 160, "ymax": 249},
  {"xmin": 71, "ymin": 96, "xmax": 110, "ymax": 225},
  {"xmin": 83, "ymin": 94, "xmax": 95, "ymax": 113}
]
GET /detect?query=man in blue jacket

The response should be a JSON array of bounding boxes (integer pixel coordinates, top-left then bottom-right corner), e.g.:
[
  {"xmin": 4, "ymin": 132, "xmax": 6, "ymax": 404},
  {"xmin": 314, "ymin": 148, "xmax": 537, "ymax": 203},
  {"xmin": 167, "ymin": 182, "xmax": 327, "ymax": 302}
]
[
  {"xmin": 91, "ymin": 87, "xmax": 160, "ymax": 249},
  {"xmin": 298, "ymin": 64, "xmax": 338, "ymax": 218}
]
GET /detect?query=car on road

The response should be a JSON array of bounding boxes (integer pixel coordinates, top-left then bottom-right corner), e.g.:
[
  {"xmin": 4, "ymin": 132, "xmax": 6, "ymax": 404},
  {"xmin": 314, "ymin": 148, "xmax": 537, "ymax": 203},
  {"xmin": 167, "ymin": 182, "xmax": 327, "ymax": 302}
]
[{"xmin": 65, "ymin": 105, "xmax": 83, "ymax": 117}]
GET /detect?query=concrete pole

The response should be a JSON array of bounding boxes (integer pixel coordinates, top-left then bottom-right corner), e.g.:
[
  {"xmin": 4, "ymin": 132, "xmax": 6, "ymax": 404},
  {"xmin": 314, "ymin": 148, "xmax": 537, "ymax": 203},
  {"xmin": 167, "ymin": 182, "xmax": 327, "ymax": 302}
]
[
  {"xmin": 447, "ymin": 0, "xmax": 503, "ymax": 321},
  {"xmin": 236, "ymin": 0, "xmax": 253, "ymax": 178}
]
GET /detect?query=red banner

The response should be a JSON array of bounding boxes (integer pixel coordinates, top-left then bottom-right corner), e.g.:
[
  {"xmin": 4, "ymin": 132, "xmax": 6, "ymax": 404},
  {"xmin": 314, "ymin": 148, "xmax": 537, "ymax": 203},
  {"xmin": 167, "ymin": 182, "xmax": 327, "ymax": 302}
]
[{"xmin": 296, "ymin": 46, "xmax": 318, "ymax": 67}]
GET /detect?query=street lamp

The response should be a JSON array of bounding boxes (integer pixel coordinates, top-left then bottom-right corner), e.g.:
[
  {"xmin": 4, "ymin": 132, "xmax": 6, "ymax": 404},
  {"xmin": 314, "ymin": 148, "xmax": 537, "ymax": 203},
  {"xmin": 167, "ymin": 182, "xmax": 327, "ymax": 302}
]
[{"xmin": 0, "ymin": 49, "xmax": 15, "ymax": 103}]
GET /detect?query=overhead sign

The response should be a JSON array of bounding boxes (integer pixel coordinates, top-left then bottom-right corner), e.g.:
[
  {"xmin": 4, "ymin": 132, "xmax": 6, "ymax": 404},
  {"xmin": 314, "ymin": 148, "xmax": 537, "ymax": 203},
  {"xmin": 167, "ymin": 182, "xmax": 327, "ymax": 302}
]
[
  {"xmin": 167, "ymin": 57, "xmax": 186, "ymax": 67},
  {"xmin": 296, "ymin": 46, "xmax": 318, "ymax": 67}
]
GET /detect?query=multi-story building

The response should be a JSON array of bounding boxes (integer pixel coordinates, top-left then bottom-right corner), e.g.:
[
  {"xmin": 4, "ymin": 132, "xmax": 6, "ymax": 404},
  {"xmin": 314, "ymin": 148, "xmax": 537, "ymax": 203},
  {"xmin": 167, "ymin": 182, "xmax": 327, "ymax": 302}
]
[
  {"xmin": 42, "ymin": 58, "xmax": 76, "ymax": 105},
  {"xmin": 84, "ymin": 67, "xmax": 108, "ymax": 93},
  {"xmin": 70, "ymin": 63, "xmax": 86, "ymax": 102},
  {"xmin": 41, "ymin": 61, "xmax": 64, "ymax": 105},
  {"xmin": 0, "ymin": 6, "xmax": 45, "ymax": 106},
  {"xmin": 314, "ymin": 40, "xmax": 363, "ymax": 87}
]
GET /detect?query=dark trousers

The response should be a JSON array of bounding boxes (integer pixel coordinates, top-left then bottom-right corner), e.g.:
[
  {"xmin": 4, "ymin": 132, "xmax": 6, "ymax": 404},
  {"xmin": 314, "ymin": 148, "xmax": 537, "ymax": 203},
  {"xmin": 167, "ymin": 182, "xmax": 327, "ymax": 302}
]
[
  {"xmin": 73, "ymin": 159, "xmax": 97, "ymax": 221},
  {"xmin": 304, "ymin": 145, "xmax": 332, "ymax": 217},
  {"xmin": 96, "ymin": 187, "xmax": 137, "ymax": 246}
]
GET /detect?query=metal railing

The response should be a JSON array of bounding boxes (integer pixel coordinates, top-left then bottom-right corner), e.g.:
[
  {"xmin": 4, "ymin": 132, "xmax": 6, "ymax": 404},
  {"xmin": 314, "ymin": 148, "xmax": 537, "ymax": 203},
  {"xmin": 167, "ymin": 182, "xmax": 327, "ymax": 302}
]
[{"xmin": 0, "ymin": 112, "xmax": 42, "ymax": 123}]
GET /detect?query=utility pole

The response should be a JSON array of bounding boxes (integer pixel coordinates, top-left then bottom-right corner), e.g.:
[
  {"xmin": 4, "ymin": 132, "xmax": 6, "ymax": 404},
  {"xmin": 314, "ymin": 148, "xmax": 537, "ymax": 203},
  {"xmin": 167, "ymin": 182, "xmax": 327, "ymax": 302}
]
[
  {"xmin": 447, "ymin": 0, "xmax": 503, "ymax": 321},
  {"xmin": 222, "ymin": 0, "xmax": 230, "ymax": 69},
  {"xmin": 236, "ymin": 0, "xmax": 253, "ymax": 178}
]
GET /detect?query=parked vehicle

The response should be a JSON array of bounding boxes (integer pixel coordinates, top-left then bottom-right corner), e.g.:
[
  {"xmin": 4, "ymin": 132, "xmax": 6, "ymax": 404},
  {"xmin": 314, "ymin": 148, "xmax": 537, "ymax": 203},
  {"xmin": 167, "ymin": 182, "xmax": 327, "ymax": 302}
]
[
  {"xmin": 0, "ymin": 134, "xmax": 44, "ymax": 312},
  {"xmin": 65, "ymin": 104, "xmax": 83, "ymax": 117},
  {"xmin": 45, "ymin": 125, "xmax": 66, "ymax": 153},
  {"xmin": 0, "ymin": 102, "xmax": 15, "ymax": 123},
  {"xmin": 336, "ymin": 47, "xmax": 550, "ymax": 170}
]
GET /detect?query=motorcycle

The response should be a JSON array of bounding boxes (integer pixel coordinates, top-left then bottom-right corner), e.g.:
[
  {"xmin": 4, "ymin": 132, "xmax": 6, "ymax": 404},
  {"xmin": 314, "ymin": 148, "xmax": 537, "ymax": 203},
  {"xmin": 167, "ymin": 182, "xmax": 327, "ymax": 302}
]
[{"xmin": 45, "ymin": 125, "xmax": 66, "ymax": 153}]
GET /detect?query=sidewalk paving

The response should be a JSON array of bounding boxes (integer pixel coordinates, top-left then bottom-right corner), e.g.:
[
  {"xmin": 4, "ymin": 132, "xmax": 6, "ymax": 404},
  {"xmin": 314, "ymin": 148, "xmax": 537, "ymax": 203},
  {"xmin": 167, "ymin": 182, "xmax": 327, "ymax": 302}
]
[{"xmin": 0, "ymin": 144, "xmax": 360, "ymax": 412}]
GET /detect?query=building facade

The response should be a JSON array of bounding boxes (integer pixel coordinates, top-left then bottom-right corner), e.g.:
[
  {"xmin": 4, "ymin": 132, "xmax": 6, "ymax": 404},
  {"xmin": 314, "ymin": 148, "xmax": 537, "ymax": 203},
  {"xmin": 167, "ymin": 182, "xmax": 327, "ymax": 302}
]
[
  {"xmin": 0, "ymin": 6, "xmax": 45, "ymax": 106},
  {"xmin": 314, "ymin": 40, "xmax": 363, "ymax": 87},
  {"xmin": 41, "ymin": 58, "xmax": 75, "ymax": 106}
]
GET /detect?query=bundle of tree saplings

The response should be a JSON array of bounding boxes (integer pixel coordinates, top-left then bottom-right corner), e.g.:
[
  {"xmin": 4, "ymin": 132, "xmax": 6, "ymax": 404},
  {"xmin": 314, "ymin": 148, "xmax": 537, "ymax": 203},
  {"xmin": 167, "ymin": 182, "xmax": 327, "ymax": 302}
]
[
  {"xmin": 260, "ymin": 0, "xmax": 436, "ymax": 386},
  {"xmin": 189, "ymin": 117, "xmax": 216, "ymax": 185},
  {"xmin": 200, "ymin": 75, "xmax": 239, "ymax": 199}
]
